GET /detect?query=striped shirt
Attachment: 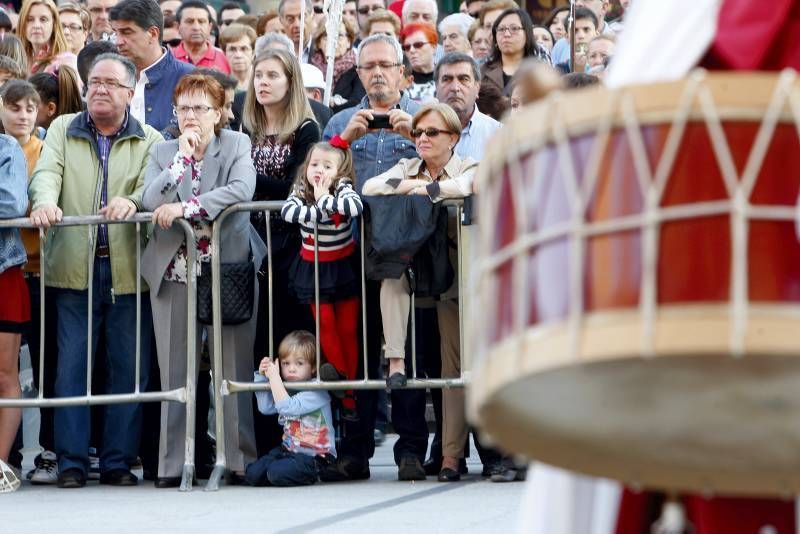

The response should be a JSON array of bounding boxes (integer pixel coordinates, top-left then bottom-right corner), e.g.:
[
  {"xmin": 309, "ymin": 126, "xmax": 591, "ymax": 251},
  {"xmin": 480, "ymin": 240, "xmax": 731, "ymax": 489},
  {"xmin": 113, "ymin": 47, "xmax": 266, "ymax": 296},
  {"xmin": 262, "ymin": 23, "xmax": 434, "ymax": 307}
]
[{"xmin": 281, "ymin": 179, "xmax": 363, "ymax": 262}]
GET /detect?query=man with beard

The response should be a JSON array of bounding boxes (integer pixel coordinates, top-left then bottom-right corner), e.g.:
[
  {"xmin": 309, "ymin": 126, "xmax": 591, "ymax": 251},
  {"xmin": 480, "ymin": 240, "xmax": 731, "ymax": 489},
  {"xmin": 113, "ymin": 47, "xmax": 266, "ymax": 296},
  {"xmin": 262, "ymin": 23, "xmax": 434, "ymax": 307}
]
[{"xmin": 321, "ymin": 34, "xmax": 424, "ymax": 482}]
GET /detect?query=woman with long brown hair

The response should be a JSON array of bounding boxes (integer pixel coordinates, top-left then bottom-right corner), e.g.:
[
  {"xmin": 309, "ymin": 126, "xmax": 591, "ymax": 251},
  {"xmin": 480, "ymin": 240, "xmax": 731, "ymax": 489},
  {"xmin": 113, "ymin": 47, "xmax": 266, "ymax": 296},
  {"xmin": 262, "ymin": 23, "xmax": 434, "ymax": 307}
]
[
  {"xmin": 243, "ymin": 47, "xmax": 320, "ymax": 453},
  {"xmin": 18, "ymin": 0, "xmax": 78, "ymax": 76}
]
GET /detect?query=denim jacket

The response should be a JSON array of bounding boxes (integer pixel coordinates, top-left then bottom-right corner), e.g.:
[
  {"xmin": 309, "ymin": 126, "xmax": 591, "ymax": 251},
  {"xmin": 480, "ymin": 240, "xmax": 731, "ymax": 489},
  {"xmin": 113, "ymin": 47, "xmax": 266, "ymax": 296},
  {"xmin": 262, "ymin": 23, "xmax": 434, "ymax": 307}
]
[
  {"xmin": 0, "ymin": 134, "xmax": 29, "ymax": 273},
  {"xmin": 322, "ymin": 92, "xmax": 420, "ymax": 191},
  {"xmin": 143, "ymin": 49, "xmax": 195, "ymax": 132}
]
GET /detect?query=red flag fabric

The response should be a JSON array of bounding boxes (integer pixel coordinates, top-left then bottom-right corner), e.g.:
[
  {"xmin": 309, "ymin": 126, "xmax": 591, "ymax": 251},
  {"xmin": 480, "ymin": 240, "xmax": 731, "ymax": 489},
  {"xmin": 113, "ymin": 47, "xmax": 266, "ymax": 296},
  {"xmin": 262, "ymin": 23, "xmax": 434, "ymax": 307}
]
[{"xmin": 703, "ymin": 0, "xmax": 800, "ymax": 70}]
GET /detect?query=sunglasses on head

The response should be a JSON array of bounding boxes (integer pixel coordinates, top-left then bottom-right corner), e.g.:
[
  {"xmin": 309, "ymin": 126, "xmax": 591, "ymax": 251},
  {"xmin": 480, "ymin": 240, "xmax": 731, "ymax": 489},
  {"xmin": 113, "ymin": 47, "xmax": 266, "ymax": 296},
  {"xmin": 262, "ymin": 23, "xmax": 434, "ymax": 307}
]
[
  {"xmin": 402, "ymin": 41, "xmax": 428, "ymax": 51},
  {"xmin": 410, "ymin": 127, "xmax": 454, "ymax": 138}
]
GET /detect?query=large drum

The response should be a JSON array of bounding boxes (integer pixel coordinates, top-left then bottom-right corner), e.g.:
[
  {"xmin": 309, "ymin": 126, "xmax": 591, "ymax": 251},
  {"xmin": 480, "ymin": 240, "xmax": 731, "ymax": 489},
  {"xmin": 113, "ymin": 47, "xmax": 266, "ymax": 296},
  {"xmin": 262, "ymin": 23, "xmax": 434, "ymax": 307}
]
[{"xmin": 468, "ymin": 71, "xmax": 800, "ymax": 497}]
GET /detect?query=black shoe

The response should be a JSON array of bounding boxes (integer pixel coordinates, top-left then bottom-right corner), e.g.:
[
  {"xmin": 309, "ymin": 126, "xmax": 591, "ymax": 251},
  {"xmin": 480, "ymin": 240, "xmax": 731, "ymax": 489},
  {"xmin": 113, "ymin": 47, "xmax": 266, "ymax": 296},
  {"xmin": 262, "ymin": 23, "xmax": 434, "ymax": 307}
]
[
  {"xmin": 425, "ymin": 457, "xmax": 468, "ymax": 476},
  {"xmin": 481, "ymin": 461, "xmax": 502, "ymax": 478},
  {"xmin": 226, "ymin": 471, "xmax": 247, "ymax": 486},
  {"xmin": 437, "ymin": 467, "xmax": 461, "ymax": 482},
  {"xmin": 57, "ymin": 468, "xmax": 86, "ymax": 489},
  {"xmin": 99, "ymin": 469, "xmax": 138, "ymax": 486},
  {"xmin": 154, "ymin": 476, "xmax": 181, "ymax": 488},
  {"xmin": 319, "ymin": 457, "xmax": 370, "ymax": 482},
  {"xmin": 319, "ymin": 363, "xmax": 346, "ymax": 399},
  {"xmin": 398, "ymin": 456, "xmax": 426, "ymax": 481},
  {"xmin": 423, "ymin": 457, "xmax": 441, "ymax": 476},
  {"xmin": 386, "ymin": 372, "xmax": 407, "ymax": 389}
]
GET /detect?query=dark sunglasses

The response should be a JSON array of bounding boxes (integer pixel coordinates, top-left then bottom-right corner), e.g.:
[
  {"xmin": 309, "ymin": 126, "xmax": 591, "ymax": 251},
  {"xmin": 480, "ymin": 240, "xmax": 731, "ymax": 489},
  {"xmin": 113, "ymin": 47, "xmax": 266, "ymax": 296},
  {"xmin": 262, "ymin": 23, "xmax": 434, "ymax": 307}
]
[
  {"xmin": 313, "ymin": 6, "xmax": 324, "ymax": 13},
  {"xmin": 410, "ymin": 127, "xmax": 454, "ymax": 138},
  {"xmin": 357, "ymin": 5, "xmax": 382, "ymax": 14},
  {"xmin": 402, "ymin": 41, "xmax": 429, "ymax": 52},
  {"xmin": 165, "ymin": 37, "xmax": 182, "ymax": 47}
]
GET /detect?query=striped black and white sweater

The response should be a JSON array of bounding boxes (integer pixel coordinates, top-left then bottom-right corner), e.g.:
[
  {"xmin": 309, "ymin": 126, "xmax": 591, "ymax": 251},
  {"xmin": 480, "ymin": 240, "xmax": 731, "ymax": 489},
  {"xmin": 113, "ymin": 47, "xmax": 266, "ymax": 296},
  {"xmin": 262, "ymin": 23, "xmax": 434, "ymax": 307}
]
[{"xmin": 281, "ymin": 179, "xmax": 363, "ymax": 262}]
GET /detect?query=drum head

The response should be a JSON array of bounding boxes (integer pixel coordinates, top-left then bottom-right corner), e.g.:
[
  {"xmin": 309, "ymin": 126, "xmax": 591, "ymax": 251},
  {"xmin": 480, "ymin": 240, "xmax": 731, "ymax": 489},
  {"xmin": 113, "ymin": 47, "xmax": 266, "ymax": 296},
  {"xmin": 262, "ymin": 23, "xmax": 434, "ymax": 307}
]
[{"xmin": 479, "ymin": 352, "xmax": 800, "ymax": 497}]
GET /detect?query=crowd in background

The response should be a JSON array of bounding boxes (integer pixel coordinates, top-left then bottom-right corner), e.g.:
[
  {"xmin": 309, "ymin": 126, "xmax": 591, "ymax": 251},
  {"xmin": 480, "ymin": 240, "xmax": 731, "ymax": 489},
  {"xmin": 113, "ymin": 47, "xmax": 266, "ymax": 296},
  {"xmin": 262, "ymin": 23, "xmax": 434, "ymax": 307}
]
[{"xmin": 0, "ymin": 0, "xmax": 629, "ymax": 491}]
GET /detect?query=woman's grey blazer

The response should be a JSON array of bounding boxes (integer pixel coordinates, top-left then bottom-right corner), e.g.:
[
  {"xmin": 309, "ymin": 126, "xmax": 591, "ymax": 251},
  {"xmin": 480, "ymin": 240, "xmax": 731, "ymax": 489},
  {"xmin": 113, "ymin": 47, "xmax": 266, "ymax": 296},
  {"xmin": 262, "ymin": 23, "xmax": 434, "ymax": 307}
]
[{"xmin": 140, "ymin": 129, "xmax": 267, "ymax": 296}]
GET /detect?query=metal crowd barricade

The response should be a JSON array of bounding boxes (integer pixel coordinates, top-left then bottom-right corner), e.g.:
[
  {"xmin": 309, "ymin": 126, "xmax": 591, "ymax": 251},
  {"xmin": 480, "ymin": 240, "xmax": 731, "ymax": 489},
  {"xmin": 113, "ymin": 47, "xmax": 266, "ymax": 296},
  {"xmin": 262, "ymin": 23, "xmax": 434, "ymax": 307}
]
[
  {"xmin": 0, "ymin": 214, "xmax": 199, "ymax": 491},
  {"xmin": 206, "ymin": 199, "xmax": 469, "ymax": 490}
]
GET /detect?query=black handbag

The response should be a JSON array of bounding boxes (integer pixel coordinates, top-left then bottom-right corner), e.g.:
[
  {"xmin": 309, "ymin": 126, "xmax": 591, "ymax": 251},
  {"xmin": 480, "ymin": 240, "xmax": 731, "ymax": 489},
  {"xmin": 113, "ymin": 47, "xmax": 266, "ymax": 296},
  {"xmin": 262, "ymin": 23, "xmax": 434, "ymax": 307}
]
[{"xmin": 196, "ymin": 260, "xmax": 255, "ymax": 325}]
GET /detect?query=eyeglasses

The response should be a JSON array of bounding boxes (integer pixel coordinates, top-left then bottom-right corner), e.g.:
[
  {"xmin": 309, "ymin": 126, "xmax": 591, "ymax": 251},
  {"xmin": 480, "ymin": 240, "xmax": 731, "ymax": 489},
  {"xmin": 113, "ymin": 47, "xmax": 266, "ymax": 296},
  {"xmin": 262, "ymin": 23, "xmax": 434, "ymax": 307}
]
[
  {"xmin": 62, "ymin": 23, "xmax": 83, "ymax": 32},
  {"xmin": 357, "ymin": 5, "xmax": 383, "ymax": 15},
  {"xmin": 356, "ymin": 61, "xmax": 401, "ymax": 71},
  {"xmin": 496, "ymin": 25, "xmax": 524, "ymax": 35},
  {"xmin": 410, "ymin": 127, "xmax": 454, "ymax": 138},
  {"xmin": 87, "ymin": 78, "xmax": 132, "ymax": 91},
  {"xmin": 173, "ymin": 104, "xmax": 215, "ymax": 116},
  {"xmin": 402, "ymin": 41, "xmax": 429, "ymax": 52}
]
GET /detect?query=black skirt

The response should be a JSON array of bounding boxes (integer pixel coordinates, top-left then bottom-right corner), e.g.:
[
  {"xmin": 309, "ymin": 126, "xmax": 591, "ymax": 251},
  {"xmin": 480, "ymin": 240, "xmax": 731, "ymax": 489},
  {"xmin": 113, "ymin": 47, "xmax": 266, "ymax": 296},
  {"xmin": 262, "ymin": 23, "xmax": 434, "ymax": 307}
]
[{"xmin": 289, "ymin": 254, "xmax": 359, "ymax": 304}]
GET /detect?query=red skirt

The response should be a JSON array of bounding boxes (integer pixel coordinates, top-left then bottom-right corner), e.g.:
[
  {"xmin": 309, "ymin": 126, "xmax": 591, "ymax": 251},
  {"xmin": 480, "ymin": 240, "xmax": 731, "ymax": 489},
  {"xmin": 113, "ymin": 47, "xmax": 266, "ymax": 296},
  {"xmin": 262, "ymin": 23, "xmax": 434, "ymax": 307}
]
[{"xmin": 0, "ymin": 265, "xmax": 30, "ymax": 333}]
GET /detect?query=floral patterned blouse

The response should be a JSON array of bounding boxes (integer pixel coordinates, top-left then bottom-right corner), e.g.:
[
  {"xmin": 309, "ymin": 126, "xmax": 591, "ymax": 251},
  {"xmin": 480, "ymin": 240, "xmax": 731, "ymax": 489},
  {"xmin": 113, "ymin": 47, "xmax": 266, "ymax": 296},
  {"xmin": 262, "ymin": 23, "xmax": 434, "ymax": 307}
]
[{"xmin": 160, "ymin": 152, "xmax": 213, "ymax": 283}]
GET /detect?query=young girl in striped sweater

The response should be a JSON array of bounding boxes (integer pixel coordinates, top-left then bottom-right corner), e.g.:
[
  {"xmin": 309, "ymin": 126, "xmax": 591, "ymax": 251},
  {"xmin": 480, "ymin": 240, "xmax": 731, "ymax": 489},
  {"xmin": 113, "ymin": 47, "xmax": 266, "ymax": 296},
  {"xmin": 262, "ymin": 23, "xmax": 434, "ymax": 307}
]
[{"xmin": 281, "ymin": 137, "xmax": 363, "ymax": 416}]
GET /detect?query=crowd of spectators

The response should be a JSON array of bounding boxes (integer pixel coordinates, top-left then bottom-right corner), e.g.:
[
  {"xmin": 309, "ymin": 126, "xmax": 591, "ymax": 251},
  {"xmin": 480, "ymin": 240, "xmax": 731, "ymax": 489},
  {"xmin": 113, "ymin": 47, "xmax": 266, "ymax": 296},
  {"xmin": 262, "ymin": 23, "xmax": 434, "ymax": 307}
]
[{"xmin": 0, "ymin": 0, "xmax": 627, "ymax": 492}]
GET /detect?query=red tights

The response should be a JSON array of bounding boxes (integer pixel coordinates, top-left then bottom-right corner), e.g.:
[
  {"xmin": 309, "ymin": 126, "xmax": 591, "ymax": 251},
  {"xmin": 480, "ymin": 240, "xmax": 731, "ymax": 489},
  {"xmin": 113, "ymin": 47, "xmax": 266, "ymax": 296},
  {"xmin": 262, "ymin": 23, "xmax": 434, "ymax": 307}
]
[
  {"xmin": 310, "ymin": 297, "xmax": 360, "ymax": 411},
  {"xmin": 310, "ymin": 297, "xmax": 360, "ymax": 380}
]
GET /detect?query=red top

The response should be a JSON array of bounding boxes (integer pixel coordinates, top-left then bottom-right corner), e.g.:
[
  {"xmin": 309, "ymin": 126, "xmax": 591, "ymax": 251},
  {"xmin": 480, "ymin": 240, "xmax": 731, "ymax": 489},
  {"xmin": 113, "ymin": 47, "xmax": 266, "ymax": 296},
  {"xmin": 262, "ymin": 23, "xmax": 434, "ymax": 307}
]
[{"xmin": 171, "ymin": 41, "xmax": 231, "ymax": 74}]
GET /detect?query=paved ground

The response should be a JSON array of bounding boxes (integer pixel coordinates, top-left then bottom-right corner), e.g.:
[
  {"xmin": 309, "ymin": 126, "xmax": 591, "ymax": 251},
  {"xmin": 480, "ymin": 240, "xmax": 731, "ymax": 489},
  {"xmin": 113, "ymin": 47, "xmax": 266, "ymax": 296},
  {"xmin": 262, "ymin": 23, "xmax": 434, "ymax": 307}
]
[
  {"xmin": 9, "ymin": 348, "xmax": 525, "ymax": 532},
  {"xmin": 6, "ymin": 435, "xmax": 525, "ymax": 533}
]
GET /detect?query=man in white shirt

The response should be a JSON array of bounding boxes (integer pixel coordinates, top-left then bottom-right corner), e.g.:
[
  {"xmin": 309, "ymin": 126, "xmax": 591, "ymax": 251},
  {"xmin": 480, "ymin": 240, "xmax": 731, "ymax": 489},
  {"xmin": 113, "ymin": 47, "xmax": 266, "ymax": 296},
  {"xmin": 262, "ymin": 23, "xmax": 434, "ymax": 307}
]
[
  {"xmin": 435, "ymin": 52, "xmax": 500, "ymax": 161},
  {"xmin": 110, "ymin": 0, "xmax": 195, "ymax": 132}
]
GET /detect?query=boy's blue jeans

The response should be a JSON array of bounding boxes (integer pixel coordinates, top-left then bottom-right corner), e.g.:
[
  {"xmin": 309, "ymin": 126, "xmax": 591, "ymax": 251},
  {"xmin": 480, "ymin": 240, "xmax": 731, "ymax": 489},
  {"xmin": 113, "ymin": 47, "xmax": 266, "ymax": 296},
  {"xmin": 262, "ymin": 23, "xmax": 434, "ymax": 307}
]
[{"xmin": 245, "ymin": 446, "xmax": 319, "ymax": 486}]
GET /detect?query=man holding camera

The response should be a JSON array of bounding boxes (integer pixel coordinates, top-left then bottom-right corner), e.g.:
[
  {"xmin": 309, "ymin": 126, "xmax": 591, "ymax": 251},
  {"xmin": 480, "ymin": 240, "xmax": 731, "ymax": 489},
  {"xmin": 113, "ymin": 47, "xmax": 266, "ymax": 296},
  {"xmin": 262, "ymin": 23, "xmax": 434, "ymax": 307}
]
[
  {"xmin": 321, "ymin": 33, "xmax": 421, "ymax": 481},
  {"xmin": 323, "ymin": 33, "xmax": 418, "ymax": 192}
]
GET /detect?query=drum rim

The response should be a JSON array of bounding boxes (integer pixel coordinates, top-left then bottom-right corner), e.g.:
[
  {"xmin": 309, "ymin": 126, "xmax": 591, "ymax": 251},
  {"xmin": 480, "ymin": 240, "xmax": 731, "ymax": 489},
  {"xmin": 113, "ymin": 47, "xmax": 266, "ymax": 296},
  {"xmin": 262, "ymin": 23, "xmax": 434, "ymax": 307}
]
[{"xmin": 479, "ymin": 70, "xmax": 800, "ymax": 188}]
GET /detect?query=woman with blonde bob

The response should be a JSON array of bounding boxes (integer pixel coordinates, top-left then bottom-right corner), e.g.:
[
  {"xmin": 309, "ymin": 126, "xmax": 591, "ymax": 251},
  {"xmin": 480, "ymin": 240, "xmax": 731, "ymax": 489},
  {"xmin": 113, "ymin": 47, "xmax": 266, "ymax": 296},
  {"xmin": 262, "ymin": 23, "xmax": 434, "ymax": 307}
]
[
  {"xmin": 243, "ymin": 49, "xmax": 320, "ymax": 444},
  {"xmin": 17, "ymin": 0, "xmax": 77, "ymax": 76},
  {"xmin": 363, "ymin": 102, "xmax": 476, "ymax": 482}
]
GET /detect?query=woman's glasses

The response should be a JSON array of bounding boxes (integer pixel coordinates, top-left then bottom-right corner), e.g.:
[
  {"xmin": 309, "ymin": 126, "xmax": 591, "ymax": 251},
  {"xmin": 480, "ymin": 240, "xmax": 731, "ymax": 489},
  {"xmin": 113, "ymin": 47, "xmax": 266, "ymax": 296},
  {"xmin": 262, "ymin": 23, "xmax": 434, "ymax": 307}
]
[
  {"xmin": 173, "ymin": 105, "xmax": 214, "ymax": 116},
  {"xmin": 402, "ymin": 41, "xmax": 429, "ymax": 52},
  {"xmin": 410, "ymin": 127, "xmax": 454, "ymax": 139}
]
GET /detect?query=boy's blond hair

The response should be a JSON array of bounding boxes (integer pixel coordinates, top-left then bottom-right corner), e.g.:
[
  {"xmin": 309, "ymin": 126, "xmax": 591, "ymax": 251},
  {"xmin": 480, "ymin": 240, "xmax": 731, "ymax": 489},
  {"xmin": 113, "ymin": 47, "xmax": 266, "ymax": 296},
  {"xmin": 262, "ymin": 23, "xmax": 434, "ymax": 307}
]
[{"xmin": 277, "ymin": 330, "xmax": 317, "ymax": 368}]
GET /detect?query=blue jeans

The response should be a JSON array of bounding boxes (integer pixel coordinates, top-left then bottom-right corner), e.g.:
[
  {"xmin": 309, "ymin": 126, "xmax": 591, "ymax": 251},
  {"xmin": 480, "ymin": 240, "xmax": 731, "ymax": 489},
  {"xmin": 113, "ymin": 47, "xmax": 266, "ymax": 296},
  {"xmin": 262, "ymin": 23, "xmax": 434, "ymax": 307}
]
[
  {"xmin": 245, "ymin": 446, "xmax": 319, "ymax": 486},
  {"xmin": 54, "ymin": 257, "xmax": 152, "ymax": 475}
]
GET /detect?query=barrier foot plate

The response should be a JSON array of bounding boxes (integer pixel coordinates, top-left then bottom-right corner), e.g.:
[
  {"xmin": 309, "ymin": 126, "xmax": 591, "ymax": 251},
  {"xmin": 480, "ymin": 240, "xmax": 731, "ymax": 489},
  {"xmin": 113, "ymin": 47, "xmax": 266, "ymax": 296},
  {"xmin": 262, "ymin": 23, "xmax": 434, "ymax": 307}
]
[
  {"xmin": 179, "ymin": 465, "xmax": 195, "ymax": 492},
  {"xmin": 205, "ymin": 465, "xmax": 225, "ymax": 491}
]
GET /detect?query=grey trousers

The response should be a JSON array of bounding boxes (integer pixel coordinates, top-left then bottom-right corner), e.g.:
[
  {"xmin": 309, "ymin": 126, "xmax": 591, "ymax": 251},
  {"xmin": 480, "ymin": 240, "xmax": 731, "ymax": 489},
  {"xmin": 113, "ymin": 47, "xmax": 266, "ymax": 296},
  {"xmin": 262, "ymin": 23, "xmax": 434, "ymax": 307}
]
[{"xmin": 151, "ymin": 280, "xmax": 257, "ymax": 477}]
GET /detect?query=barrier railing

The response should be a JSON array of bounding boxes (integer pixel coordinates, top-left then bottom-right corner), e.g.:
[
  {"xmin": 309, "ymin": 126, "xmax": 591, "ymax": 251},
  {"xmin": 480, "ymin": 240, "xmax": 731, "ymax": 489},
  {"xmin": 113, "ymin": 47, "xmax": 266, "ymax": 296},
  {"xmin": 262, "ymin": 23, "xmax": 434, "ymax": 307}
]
[
  {"xmin": 0, "ymin": 214, "xmax": 198, "ymax": 491},
  {"xmin": 205, "ymin": 199, "xmax": 469, "ymax": 490}
]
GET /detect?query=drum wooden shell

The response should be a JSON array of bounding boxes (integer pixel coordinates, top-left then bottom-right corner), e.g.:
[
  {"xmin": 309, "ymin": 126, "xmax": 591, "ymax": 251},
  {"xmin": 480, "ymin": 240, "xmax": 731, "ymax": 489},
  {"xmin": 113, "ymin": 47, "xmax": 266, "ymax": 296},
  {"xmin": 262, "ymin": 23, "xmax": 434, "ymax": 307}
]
[{"xmin": 468, "ymin": 71, "xmax": 800, "ymax": 496}]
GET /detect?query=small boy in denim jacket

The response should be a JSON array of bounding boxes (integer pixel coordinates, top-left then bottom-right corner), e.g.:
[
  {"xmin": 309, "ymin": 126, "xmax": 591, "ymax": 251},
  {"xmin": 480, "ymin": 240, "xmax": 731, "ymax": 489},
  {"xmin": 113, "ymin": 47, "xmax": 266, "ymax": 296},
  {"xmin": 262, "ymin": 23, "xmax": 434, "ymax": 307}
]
[{"xmin": 245, "ymin": 330, "xmax": 336, "ymax": 486}]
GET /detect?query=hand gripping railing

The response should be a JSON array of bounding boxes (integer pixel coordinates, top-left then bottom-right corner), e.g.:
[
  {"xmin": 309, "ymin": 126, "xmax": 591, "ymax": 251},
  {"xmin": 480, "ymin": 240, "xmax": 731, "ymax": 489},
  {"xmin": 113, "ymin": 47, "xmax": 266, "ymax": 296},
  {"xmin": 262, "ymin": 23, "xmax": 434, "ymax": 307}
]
[
  {"xmin": 0, "ymin": 213, "xmax": 199, "ymax": 491},
  {"xmin": 205, "ymin": 199, "xmax": 469, "ymax": 490}
]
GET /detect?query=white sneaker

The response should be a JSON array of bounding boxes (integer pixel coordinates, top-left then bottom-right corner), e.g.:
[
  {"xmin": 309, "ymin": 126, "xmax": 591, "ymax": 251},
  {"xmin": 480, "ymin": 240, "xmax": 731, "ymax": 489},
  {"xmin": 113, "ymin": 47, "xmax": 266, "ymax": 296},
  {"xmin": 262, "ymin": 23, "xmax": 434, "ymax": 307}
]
[
  {"xmin": 0, "ymin": 459, "xmax": 21, "ymax": 492},
  {"xmin": 30, "ymin": 450, "xmax": 59, "ymax": 485}
]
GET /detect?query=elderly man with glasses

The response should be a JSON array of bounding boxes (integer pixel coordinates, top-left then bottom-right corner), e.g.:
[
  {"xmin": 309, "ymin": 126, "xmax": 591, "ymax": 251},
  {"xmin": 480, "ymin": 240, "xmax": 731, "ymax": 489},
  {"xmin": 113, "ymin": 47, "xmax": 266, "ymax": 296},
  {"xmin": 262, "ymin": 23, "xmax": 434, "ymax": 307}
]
[
  {"xmin": 322, "ymin": 33, "xmax": 428, "ymax": 482},
  {"xmin": 29, "ymin": 53, "xmax": 163, "ymax": 489}
]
